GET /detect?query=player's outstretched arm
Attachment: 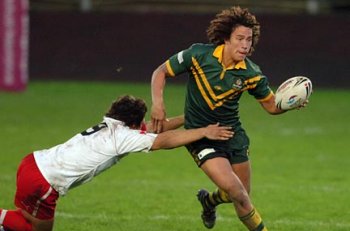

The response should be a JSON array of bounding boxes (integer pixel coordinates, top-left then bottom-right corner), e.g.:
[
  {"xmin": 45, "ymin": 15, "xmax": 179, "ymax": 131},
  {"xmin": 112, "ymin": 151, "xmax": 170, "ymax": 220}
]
[
  {"xmin": 145, "ymin": 115, "xmax": 184, "ymax": 133},
  {"xmin": 151, "ymin": 123, "xmax": 233, "ymax": 150},
  {"xmin": 162, "ymin": 115, "xmax": 184, "ymax": 131},
  {"xmin": 259, "ymin": 94, "xmax": 286, "ymax": 115},
  {"xmin": 260, "ymin": 94, "xmax": 309, "ymax": 114}
]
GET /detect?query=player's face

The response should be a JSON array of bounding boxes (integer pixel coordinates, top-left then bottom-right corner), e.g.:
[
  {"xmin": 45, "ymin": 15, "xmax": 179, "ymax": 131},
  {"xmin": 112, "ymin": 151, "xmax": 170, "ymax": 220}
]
[{"xmin": 224, "ymin": 25, "xmax": 253, "ymax": 63}]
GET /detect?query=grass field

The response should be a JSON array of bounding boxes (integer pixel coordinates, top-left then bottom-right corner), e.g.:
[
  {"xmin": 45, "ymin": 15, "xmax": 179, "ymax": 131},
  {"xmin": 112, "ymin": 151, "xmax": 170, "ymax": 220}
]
[{"xmin": 0, "ymin": 81, "xmax": 349, "ymax": 231}]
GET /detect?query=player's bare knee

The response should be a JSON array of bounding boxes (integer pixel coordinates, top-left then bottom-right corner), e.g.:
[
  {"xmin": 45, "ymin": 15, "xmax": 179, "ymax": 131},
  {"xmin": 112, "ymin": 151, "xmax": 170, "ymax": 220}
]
[{"xmin": 225, "ymin": 187, "xmax": 250, "ymax": 205}]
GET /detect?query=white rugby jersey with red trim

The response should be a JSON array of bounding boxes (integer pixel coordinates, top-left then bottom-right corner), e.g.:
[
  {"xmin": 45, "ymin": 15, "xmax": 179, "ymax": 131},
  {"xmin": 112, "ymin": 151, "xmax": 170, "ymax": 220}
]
[{"xmin": 33, "ymin": 117, "xmax": 157, "ymax": 196}]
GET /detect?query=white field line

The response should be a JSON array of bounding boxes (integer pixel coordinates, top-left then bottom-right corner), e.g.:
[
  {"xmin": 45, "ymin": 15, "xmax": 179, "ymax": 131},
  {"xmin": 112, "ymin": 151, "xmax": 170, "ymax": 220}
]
[
  {"xmin": 278, "ymin": 126, "xmax": 324, "ymax": 136},
  {"xmin": 273, "ymin": 219, "xmax": 350, "ymax": 228},
  {"xmin": 56, "ymin": 212, "xmax": 350, "ymax": 228}
]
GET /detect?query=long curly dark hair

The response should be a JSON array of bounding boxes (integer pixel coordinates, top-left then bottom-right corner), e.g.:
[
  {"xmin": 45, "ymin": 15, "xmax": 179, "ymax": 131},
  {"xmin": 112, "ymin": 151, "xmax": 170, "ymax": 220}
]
[
  {"xmin": 207, "ymin": 6, "xmax": 260, "ymax": 55},
  {"xmin": 105, "ymin": 95, "xmax": 147, "ymax": 128}
]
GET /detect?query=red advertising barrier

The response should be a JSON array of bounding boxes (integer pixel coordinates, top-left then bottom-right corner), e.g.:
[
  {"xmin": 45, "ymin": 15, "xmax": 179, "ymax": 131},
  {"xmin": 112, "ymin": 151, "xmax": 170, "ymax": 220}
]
[{"xmin": 0, "ymin": 0, "xmax": 29, "ymax": 91}]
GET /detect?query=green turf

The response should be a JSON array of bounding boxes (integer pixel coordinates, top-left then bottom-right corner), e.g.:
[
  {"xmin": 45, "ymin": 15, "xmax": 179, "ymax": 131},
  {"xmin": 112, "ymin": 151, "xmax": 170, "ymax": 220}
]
[{"xmin": 0, "ymin": 81, "xmax": 349, "ymax": 230}]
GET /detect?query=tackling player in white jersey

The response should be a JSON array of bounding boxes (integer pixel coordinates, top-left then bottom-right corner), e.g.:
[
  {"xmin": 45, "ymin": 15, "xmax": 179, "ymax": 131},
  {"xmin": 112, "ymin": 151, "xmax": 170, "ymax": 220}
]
[{"xmin": 0, "ymin": 95, "xmax": 234, "ymax": 231}]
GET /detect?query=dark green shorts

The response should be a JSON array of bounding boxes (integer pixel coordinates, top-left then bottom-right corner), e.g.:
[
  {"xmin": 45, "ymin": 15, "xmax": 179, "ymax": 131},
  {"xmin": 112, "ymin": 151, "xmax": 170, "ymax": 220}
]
[{"xmin": 186, "ymin": 130, "xmax": 250, "ymax": 167}]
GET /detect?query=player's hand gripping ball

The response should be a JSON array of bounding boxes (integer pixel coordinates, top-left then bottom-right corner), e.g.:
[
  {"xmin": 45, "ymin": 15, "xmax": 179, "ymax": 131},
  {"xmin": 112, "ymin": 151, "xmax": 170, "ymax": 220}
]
[{"xmin": 275, "ymin": 76, "xmax": 313, "ymax": 110}]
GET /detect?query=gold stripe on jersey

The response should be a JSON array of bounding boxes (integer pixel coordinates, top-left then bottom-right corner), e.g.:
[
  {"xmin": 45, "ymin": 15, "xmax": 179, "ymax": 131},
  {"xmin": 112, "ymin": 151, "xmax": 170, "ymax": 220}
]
[
  {"xmin": 238, "ymin": 75, "xmax": 262, "ymax": 92},
  {"xmin": 217, "ymin": 88, "xmax": 236, "ymax": 99},
  {"xmin": 243, "ymin": 76, "xmax": 274, "ymax": 102},
  {"xmin": 245, "ymin": 75, "xmax": 261, "ymax": 85},
  {"xmin": 242, "ymin": 75, "xmax": 261, "ymax": 90},
  {"xmin": 258, "ymin": 91, "xmax": 274, "ymax": 102},
  {"xmin": 192, "ymin": 58, "xmax": 240, "ymax": 109},
  {"xmin": 165, "ymin": 60, "xmax": 175, "ymax": 77},
  {"xmin": 191, "ymin": 67, "xmax": 216, "ymax": 110},
  {"xmin": 191, "ymin": 57, "xmax": 254, "ymax": 110},
  {"xmin": 190, "ymin": 56, "xmax": 266, "ymax": 110},
  {"xmin": 192, "ymin": 58, "xmax": 220, "ymax": 102},
  {"xmin": 192, "ymin": 57, "xmax": 241, "ymax": 101}
]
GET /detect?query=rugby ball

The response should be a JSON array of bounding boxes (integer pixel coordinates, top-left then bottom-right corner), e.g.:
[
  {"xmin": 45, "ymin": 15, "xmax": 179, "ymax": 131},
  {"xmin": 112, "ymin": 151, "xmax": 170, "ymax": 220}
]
[{"xmin": 275, "ymin": 76, "xmax": 313, "ymax": 110}]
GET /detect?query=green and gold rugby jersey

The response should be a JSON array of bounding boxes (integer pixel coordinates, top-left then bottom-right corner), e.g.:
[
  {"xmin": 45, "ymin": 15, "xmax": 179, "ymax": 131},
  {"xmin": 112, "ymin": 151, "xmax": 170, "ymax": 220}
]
[{"xmin": 166, "ymin": 43, "xmax": 273, "ymax": 150}]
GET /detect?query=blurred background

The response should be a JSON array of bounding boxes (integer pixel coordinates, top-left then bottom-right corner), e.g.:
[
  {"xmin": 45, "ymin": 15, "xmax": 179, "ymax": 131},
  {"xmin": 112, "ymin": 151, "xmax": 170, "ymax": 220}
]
[{"xmin": 1, "ymin": 0, "xmax": 350, "ymax": 91}]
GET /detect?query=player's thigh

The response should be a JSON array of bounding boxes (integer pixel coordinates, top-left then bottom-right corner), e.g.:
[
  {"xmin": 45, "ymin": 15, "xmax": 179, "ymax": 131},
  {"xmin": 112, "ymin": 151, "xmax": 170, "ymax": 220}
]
[
  {"xmin": 21, "ymin": 209, "xmax": 54, "ymax": 231},
  {"xmin": 200, "ymin": 157, "xmax": 245, "ymax": 196},
  {"xmin": 232, "ymin": 161, "xmax": 251, "ymax": 194},
  {"xmin": 33, "ymin": 220, "xmax": 54, "ymax": 231},
  {"xmin": 15, "ymin": 154, "xmax": 58, "ymax": 220}
]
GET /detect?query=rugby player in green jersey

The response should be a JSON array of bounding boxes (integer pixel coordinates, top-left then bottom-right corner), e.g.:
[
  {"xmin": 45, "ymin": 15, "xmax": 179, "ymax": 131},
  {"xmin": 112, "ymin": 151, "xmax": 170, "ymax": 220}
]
[{"xmin": 150, "ymin": 6, "xmax": 306, "ymax": 231}]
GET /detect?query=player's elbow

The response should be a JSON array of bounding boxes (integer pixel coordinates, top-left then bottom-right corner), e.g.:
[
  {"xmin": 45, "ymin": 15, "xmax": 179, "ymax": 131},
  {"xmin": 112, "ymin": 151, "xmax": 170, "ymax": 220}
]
[
  {"xmin": 151, "ymin": 134, "xmax": 177, "ymax": 150},
  {"xmin": 150, "ymin": 139, "xmax": 168, "ymax": 150},
  {"xmin": 266, "ymin": 109, "xmax": 278, "ymax": 115},
  {"xmin": 150, "ymin": 143, "xmax": 160, "ymax": 150},
  {"xmin": 150, "ymin": 143, "xmax": 172, "ymax": 151},
  {"xmin": 265, "ymin": 107, "xmax": 286, "ymax": 115}
]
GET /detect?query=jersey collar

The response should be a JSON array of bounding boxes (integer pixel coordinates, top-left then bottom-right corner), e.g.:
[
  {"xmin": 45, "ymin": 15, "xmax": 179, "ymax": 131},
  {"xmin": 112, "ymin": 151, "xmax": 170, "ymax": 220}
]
[{"xmin": 213, "ymin": 44, "xmax": 247, "ymax": 70}]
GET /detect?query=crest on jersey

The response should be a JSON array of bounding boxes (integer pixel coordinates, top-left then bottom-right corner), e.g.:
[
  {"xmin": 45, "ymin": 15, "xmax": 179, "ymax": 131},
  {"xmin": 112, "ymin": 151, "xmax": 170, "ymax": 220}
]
[
  {"xmin": 214, "ymin": 85, "xmax": 222, "ymax": 91},
  {"xmin": 232, "ymin": 78, "xmax": 243, "ymax": 90}
]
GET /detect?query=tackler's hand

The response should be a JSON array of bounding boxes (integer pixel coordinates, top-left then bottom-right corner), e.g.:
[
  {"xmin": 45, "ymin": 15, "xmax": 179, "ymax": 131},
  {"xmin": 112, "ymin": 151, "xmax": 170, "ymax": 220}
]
[
  {"xmin": 203, "ymin": 123, "xmax": 234, "ymax": 140},
  {"xmin": 151, "ymin": 104, "xmax": 166, "ymax": 133}
]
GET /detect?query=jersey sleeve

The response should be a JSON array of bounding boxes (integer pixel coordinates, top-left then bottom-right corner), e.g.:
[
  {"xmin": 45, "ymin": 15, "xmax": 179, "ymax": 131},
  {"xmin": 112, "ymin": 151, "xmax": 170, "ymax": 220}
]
[
  {"xmin": 166, "ymin": 45, "xmax": 194, "ymax": 77},
  {"xmin": 115, "ymin": 127, "xmax": 158, "ymax": 154},
  {"xmin": 248, "ymin": 75, "xmax": 274, "ymax": 102}
]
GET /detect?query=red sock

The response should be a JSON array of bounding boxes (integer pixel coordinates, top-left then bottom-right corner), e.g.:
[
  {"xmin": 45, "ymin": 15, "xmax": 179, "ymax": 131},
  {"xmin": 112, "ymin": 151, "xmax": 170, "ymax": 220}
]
[{"xmin": 0, "ymin": 209, "xmax": 32, "ymax": 231}]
